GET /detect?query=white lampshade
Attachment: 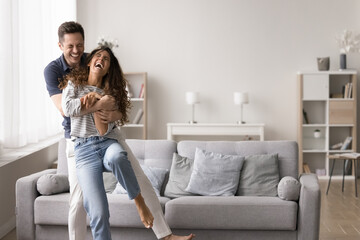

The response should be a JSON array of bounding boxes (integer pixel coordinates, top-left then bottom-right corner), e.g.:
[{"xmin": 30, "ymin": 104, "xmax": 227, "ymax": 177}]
[
  {"xmin": 186, "ymin": 92, "xmax": 199, "ymax": 105},
  {"xmin": 234, "ymin": 92, "xmax": 249, "ymax": 105}
]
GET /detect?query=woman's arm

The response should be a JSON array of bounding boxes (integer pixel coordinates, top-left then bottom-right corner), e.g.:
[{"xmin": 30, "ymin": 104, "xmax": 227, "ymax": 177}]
[
  {"xmin": 80, "ymin": 92, "xmax": 110, "ymax": 136},
  {"xmin": 93, "ymin": 111, "xmax": 108, "ymax": 136},
  {"xmin": 95, "ymin": 109, "xmax": 123, "ymax": 124}
]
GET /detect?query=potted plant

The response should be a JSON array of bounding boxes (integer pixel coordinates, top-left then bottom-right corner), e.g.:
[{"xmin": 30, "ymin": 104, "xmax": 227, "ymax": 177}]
[{"xmin": 314, "ymin": 129, "xmax": 321, "ymax": 138}]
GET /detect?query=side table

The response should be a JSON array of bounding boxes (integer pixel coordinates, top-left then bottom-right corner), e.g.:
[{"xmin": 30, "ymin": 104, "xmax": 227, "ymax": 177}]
[{"xmin": 326, "ymin": 153, "xmax": 360, "ymax": 197}]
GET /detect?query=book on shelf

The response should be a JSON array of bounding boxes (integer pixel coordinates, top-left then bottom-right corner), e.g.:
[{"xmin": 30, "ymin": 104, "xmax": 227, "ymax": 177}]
[
  {"xmin": 303, "ymin": 163, "xmax": 311, "ymax": 173},
  {"xmin": 303, "ymin": 109, "xmax": 309, "ymax": 124},
  {"xmin": 348, "ymin": 82, "xmax": 353, "ymax": 98},
  {"xmin": 132, "ymin": 108, "xmax": 144, "ymax": 124},
  {"xmin": 343, "ymin": 82, "xmax": 353, "ymax": 99},
  {"xmin": 341, "ymin": 136, "xmax": 352, "ymax": 150},
  {"xmin": 126, "ymin": 83, "xmax": 133, "ymax": 98},
  {"xmin": 330, "ymin": 142, "xmax": 343, "ymax": 150},
  {"xmin": 138, "ymin": 83, "xmax": 145, "ymax": 98}
]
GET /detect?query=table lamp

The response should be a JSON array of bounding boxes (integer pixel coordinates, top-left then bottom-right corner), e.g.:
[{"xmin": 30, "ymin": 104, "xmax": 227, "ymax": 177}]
[
  {"xmin": 186, "ymin": 92, "xmax": 199, "ymax": 124},
  {"xmin": 234, "ymin": 92, "xmax": 249, "ymax": 124}
]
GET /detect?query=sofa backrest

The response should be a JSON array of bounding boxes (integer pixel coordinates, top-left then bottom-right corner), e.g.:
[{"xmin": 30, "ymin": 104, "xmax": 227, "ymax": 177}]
[
  {"xmin": 177, "ymin": 140, "xmax": 299, "ymax": 179},
  {"xmin": 126, "ymin": 139, "xmax": 177, "ymax": 170},
  {"xmin": 57, "ymin": 138, "xmax": 298, "ymax": 178},
  {"xmin": 56, "ymin": 138, "xmax": 177, "ymax": 174}
]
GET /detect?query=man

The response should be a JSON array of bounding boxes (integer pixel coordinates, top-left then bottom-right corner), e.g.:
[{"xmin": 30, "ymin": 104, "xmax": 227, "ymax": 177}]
[{"xmin": 44, "ymin": 21, "xmax": 194, "ymax": 240}]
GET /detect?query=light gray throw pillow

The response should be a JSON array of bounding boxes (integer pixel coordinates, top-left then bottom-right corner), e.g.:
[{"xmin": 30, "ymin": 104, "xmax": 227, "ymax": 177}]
[
  {"xmin": 237, "ymin": 153, "xmax": 279, "ymax": 196},
  {"xmin": 37, "ymin": 174, "xmax": 69, "ymax": 195},
  {"xmin": 164, "ymin": 153, "xmax": 197, "ymax": 198},
  {"xmin": 278, "ymin": 176, "xmax": 301, "ymax": 201},
  {"xmin": 113, "ymin": 165, "xmax": 168, "ymax": 196},
  {"xmin": 186, "ymin": 148, "xmax": 244, "ymax": 196}
]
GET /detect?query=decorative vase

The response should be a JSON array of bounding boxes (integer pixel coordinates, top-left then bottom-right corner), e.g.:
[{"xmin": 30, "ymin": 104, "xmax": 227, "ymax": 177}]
[{"xmin": 340, "ymin": 53, "xmax": 347, "ymax": 70}]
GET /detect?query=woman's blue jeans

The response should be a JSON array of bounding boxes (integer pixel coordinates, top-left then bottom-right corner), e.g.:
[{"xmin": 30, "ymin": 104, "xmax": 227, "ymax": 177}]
[{"xmin": 74, "ymin": 136, "xmax": 140, "ymax": 240}]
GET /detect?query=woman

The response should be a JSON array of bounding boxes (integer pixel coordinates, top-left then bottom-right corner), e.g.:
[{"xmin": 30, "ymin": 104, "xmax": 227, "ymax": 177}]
[{"xmin": 61, "ymin": 46, "xmax": 194, "ymax": 240}]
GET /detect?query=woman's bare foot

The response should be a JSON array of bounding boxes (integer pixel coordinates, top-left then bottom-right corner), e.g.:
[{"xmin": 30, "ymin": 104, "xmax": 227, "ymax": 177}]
[
  {"xmin": 134, "ymin": 193, "xmax": 154, "ymax": 228},
  {"xmin": 163, "ymin": 233, "xmax": 195, "ymax": 240}
]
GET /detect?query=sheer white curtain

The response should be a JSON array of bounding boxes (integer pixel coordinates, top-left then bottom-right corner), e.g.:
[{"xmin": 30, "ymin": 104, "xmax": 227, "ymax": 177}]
[{"xmin": 0, "ymin": 0, "xmax": 77, "ymax": 148}]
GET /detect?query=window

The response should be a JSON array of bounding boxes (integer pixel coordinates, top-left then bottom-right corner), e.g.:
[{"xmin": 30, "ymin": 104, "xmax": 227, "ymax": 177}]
[{"xmin": 0, "ymin": 0, "xmax": 76, "ymax": 148}]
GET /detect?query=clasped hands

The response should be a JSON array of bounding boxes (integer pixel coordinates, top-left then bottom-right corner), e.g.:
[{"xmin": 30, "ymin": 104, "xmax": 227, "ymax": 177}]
[{"xmin": 81, "ymin": 92, "xmax": 121, "ymax": 124}]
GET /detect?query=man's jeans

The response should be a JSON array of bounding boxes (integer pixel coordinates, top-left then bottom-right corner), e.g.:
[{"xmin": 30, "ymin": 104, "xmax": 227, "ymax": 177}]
[{"xmin": 74, "ymin": 136, "xmax": 140, "ymax": 240}]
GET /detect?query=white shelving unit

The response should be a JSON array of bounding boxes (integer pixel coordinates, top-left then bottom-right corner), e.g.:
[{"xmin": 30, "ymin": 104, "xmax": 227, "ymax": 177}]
[
  {"xmin": 121, "ymin": 72, "xmax": 147, "ymax": 139},
  {"xmin": 297, "ymin": 70, "xmax": 357, "ymax": 179}
]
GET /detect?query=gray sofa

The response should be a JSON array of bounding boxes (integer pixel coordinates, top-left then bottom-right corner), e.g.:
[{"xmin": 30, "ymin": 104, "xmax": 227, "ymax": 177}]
[{"xmin": 16, "ymin": 139, "xmax": 321, "ymax": 240}]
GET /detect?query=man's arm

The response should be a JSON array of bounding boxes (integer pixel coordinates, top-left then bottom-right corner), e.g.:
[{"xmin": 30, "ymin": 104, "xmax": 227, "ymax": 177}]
[
  {"xmin": 93, "ymin": 112, "xmax": 108, "ymax": 135},
  {"xmin": 50, "ymin": 94, "xmax": 65, "ymax": 116},
  {"xmin": 61, "ymin": 82, "xmax": 117, "ymax": 117}
]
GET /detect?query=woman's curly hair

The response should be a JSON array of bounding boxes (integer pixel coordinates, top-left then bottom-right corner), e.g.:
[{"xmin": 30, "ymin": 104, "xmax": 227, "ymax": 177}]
[{"xmin": 59, "ymin": 46, "xmax": 131, "ymax": 126}]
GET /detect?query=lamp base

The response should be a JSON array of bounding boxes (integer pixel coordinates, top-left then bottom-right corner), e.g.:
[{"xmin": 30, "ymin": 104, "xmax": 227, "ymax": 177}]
[
  {"xmin": 237, "ymin": 121, "xmax": 246, "ymax": 124},
  {"xmin": 189, "ymin": 120, "xmax": 197, "ymax": 124}
]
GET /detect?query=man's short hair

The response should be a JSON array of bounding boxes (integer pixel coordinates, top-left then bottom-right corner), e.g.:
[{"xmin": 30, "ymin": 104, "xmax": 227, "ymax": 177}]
[{"xmin": 58, "ymin": 21, "xmax": 85, "ymax": 44}]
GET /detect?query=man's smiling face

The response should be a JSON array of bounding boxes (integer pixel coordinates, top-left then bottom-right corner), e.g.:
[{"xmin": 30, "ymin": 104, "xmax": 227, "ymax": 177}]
[{"xmin": 58, "ymin": 32, "xmax": 84, "ymax": 68}]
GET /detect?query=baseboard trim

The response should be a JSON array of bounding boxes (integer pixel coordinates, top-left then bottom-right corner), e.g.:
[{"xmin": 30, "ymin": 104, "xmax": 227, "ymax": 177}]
[{"xmin": 0, "ymin": 216, "xmax": 16, "ymax": 239}]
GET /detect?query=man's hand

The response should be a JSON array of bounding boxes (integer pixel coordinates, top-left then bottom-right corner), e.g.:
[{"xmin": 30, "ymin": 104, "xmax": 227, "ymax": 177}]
[
  {"xmin": 96, "ymin": 110, "xmax": 123, "ymax": 123},
  {"xmin": 98, "ymin": 95, "xmax": 117, "ymax": 111},
  {"xmin": 81, "ymin": 92, "xmax": 102, "ymax": 109}
]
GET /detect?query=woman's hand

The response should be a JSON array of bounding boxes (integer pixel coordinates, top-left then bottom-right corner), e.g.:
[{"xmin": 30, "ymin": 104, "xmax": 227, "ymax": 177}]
[
  {"xmin": 98, "ymin": 95, "xmax": 117, "ymax": 111},
  {"xmin": 81, "ymin": 92, "xmax": 102, "ymax": 109}
]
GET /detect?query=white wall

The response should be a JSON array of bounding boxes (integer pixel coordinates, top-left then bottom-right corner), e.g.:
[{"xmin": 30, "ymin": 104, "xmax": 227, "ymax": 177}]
[{"xmin": 77, "ymin": 0, "xmax": 360, "ymax": 141}]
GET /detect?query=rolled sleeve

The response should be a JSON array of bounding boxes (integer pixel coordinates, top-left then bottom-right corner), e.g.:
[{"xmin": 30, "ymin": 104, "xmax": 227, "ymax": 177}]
[{"xmin": 62, "ymin": 81, "xmax": 82, "ymax": 117}]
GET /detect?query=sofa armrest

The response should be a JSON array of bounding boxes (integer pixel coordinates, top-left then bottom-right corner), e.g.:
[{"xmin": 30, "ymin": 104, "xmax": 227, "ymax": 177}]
[
  {"xmin": 297, "ymin": 173, "xmax": 321, "ymax": 240},
  {"xmin": 16, "ymin": 169, "xmax": 56, "ymax": 240}
]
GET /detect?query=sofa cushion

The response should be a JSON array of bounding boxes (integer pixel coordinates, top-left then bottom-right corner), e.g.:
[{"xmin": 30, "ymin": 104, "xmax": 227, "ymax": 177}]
[
  {"xmin": 278, "ymin": 176, "xmax": 301, "ymax": 201},
  {"xmin": 103, "ymin": 172, "xmax": 118, "ymax": 193},
  {"xmin": 113, "ymin": 165, "xmax": 169, "ymax": 196},
  {"xmin": 37, "ymin": 174, "xmax": 69, "ymax": 195},
  {"xmin": 237, "ymin": 153, "xmax": 279, "ymax": 196},
  {"xmin": 164, "ymin": 153, "xmax": 198, "ymax": 198},
  {"xmin": 186, "ymin": 148, "xmax": 244, "ymax": 196},
  {"xmin": 34, "ymin": 193, "xmax": 171, "ymax": 227},
  {"xmin": 165, "ymin": 196, "xmax": 298, "ymax": 230}
]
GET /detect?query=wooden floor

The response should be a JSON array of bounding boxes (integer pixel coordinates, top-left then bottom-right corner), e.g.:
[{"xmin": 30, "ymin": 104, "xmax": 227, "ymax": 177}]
[
  {"xmin": 2, "ymin": 179, "xmax": 360, "ymax": 240},
  {"xmin": 320, "ymin": 178, "xmax": 360, "ymax": 240}
]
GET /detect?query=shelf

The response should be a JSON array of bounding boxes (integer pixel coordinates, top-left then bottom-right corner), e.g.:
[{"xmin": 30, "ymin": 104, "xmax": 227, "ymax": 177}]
[
  {"xmin": 123, "ymin": 124, "xmax": 144, "ymax": 128},
  {"xmin": 124, "ymin": 72, "xmax": 147, "ymax": 139},
  {"xmin": 302, "ymin": 124, "xmax": 327, "ymax": 127},
  {"xmin": 303, "ymin": 150, "xmax": 327, "ymax": 153},
  {"xmin": 329, "ymin": 98, "xmax": 354, "ymax": 101},
  {"xmin": 130, "ymin": 98, "xmax": 144, "ymax": 102},
  {"xmin": 297, "ymin": 70, "xmax": 357, "ymax": 75},
  {"xmin": 298, "ymin": 71, "xmax": 357, "ymax": 177},
  {"xmin": 329, "ymin": 124, "xmax": 354, "ymax": 127}
]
